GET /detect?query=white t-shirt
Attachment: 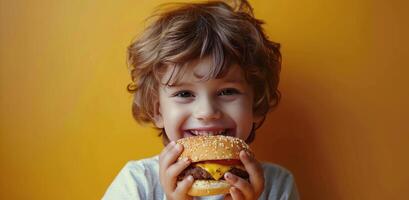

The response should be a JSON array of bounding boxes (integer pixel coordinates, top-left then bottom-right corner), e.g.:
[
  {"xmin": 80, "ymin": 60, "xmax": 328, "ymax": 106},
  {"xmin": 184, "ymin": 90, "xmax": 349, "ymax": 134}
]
[{"xmin": 102, "ymin": 155, "xmax": 299, "ymax": 200}]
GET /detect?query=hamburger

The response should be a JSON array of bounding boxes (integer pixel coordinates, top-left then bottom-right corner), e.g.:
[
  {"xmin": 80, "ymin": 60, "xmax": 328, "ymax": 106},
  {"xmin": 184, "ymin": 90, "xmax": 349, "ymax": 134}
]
[{"xmin": 176, "ymin": 135, "xmax": 252, "ymax": 196}]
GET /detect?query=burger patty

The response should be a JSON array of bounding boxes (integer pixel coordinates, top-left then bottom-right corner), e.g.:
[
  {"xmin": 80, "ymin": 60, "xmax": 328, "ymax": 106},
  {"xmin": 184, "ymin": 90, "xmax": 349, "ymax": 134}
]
[{"xmin": 177, "ymin": 166, "xmax": 249, "ymax": 181}]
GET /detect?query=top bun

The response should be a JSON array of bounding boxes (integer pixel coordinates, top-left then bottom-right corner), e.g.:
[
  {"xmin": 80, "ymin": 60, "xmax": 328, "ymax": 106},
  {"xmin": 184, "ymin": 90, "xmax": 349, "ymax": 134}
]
[{"xmin": 176, "ymin": 135, "xmax": 252, "ymax": 162}]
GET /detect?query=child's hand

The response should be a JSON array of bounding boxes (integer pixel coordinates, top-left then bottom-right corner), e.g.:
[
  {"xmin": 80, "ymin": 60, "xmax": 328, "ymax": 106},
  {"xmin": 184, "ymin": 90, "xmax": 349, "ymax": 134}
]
[
  {"xmin": 159, "ymin": 141, "xmax": 193, "ymax": 200},
  {"xmin": 224, "ymin": 151, "xmax": 264, "ymax": 200}
]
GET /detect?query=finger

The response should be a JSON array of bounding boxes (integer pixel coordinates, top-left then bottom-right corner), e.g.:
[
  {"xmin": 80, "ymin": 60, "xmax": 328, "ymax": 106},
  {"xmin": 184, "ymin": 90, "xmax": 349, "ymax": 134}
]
[
  {"xmin": 160, "ymin": 140, "xmax": 178, "ymax": 154},
  {"xmin": 159, "ymin": 142, "xmax": 175, "ymax": 177},
  {"xmin": 159, "ymin": 142, "xmax": 183, "ymax": 169},
  {"xmin": 224, "ymin": 172, "xmax": 254, "ymax": 199},
  {"xmin": 175, "ymin": 175, "xmax": 194, "ymax": 196},
  {"xmin": 229, "ymin": 187, "xmax": 244, "ymax": 200},
  {"xmin": 165, "ymin": 157, "xmax": 191, "ymax": 185},
  {"xmin": 240, "ymin": 150, "xmax": 264, "ymax": 193},
  {"xmin": 159, "ymin": 142, "xmax": 184, "ymax": 193},
  {"xmin": 158, "ymin": 141, "xmax": 175, "ymax": 164}
]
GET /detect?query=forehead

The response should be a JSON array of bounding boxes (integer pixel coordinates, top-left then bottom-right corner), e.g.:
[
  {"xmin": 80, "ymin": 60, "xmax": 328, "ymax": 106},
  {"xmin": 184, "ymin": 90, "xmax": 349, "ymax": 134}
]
[{"xmin": 160, "ymin": 57, "xmax": 245, "ymax": 85}]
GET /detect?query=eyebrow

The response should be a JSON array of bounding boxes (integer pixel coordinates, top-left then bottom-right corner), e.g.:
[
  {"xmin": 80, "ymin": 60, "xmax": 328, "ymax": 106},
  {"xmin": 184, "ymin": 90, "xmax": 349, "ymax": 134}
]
[
  {"xmin": 166, "ymin": 78, "xmax": 245, "ymax": 88},
  {"xmin": 165, "ymin": 82, "xmax": 192, "ymax": 88}
]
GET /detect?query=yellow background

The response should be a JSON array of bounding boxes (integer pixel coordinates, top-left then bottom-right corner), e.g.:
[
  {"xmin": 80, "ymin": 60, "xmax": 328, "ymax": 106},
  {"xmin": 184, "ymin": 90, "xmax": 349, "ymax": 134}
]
[{"xmin": 1, "ymin": 0, "xmax": 408, "ymax": 199}]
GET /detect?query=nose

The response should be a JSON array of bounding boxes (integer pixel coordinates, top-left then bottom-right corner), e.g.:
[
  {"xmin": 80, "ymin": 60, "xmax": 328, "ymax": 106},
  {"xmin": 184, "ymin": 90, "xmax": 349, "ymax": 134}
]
[{"xmin": 193, "ymin": 97, "xmax": 221, "ymax": 121}]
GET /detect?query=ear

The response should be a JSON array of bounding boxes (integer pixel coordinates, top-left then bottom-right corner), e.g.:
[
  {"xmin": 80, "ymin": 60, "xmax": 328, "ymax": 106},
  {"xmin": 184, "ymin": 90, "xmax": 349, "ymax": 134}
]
[{"xmin": 153, "ymin": 101, "xmax": 164, "ymax": 128}]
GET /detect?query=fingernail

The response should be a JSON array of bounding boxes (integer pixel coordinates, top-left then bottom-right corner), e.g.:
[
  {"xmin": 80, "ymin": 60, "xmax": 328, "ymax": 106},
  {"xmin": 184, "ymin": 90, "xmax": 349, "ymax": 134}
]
[
  {"xmin": 183, "ymin": 157, "xmax": 190, "ymax": 163},
  {"xmin": 225, "ymin": 172, "xmax": 236, "ymax": 181},
  {"xmin": 187, "ymin": 175, "xmax": 194, "ymax": 182},
  {"xmin": 241, "ymin": 150, "xmax": 251, "ymax": 160},
  {"xmin": 240, "ymin": 150, "xmax": 247, "ymax": 159},
  {"xmin": 169, "ymin": 141, "xmax": 175, "ymax": 146},
  {"xmin": 175, "ymin": 143, "xmax": 182, "ymax": 151}
]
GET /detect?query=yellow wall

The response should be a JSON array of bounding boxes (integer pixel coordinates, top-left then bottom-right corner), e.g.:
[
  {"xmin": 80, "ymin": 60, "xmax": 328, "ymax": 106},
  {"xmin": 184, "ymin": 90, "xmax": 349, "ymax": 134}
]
[{"xmin": 1, "ymin": 0, "xmax": 408, "ymax": 199}]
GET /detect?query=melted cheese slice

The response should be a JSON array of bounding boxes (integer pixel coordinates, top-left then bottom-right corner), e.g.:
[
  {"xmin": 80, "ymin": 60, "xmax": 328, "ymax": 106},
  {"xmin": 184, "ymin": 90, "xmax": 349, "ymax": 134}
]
[{"xmin": 195, "ymin": 163, "xmax": 233, "ymax": 180}]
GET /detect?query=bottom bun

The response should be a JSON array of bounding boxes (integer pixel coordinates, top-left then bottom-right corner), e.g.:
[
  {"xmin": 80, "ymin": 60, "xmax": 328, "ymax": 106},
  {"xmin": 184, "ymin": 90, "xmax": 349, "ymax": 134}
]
[{"xmin": 188, "ymin": 180, "xmax": 231, "ymax": 196}]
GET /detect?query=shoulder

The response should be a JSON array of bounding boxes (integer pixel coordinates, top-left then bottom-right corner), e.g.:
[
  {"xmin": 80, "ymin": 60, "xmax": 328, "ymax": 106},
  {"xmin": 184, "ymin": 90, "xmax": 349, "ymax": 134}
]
[
  {"xmin": 124, "ymin": 155, "xmax": 160, "ymax": 174},
  {"xmin": 102, "ymin": 155, "xmax": 163, "ymax": 200},
  {"xmin": 261, "ymin": 162, "xmax": 293, "ymax": 179},
  {"xmin": 114, "ymin": 155, "xmax": 160, "ymax": 183},
  {"xmin": 260, "ymin": 162, "xmax": 299, "ymax": 200}
]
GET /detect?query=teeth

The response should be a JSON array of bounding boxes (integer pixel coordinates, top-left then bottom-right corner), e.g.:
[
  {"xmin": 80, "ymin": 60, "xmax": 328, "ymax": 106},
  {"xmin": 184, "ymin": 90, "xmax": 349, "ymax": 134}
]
[{"xmin": 190, "ymin": 130, "xmax": 226, "ymax": 136}]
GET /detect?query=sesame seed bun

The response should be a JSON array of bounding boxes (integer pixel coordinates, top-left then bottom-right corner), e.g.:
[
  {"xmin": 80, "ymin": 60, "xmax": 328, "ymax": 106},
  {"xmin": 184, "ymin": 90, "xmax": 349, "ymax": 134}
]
[{"xmin": 176, "ymin": 135, "xmax": 252, "ymax": 162}]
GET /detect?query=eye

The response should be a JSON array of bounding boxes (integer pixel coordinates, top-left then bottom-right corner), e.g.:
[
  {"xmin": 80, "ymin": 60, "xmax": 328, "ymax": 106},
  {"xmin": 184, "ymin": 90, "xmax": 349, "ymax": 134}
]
[
  {"xmin": 219, "ymin": 88, "xmax": 240, "ymax": 96},
  {"xmin": 173, "ymin": 90, "xmax": 194, "ymax": 98}
]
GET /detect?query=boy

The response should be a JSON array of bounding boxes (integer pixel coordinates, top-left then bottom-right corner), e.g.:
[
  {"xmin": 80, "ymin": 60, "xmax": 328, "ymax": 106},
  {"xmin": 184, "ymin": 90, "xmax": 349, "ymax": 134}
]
[{"xmin": 103, "ymin": 0, "xmax": 299, "ymax": 199}]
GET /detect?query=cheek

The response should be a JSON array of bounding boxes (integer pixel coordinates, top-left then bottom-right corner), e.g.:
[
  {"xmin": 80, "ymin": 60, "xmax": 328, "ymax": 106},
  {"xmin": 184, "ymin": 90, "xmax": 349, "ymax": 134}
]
[
  {"xmin": 235, "ymin": 112, "xmax": 254, "ymax": 133},
  {"xmin": 223, "ymin": 98, "xmax": 254, "ymax": 137},
  {"xmin": 161, "ymin": 105, "xmax": 190, "ymax": 140},
  {"xmin": 228, "ymin": 96, "xmax": 254, "ymax": 119}
]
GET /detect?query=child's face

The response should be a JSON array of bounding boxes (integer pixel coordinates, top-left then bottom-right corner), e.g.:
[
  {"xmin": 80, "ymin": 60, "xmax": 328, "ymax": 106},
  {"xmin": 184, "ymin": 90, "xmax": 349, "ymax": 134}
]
[{"xmin": 154, "ymin": 57, "xmax": 259, "ymax": 142}]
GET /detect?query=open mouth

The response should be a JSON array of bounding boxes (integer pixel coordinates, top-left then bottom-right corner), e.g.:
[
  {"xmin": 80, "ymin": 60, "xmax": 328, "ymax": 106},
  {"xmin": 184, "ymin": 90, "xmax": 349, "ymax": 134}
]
[{"xmin": 184, "ymin": 129, "xmax": 233, "ymax": 137}]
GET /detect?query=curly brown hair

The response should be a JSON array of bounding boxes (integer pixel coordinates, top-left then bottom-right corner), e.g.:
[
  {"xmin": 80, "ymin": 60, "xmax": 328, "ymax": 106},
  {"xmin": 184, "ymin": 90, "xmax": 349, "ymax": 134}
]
[{"xmin": 126, "ymin": 0, "xmax": 281, "ymax": 143}]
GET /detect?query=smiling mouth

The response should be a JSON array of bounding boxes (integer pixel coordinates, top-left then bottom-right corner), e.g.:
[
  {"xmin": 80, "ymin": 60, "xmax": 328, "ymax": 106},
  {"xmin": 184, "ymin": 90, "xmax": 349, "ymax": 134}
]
[{"xmin": 186, "ymin": 129, "xmax": 231, "ymax": 136}]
